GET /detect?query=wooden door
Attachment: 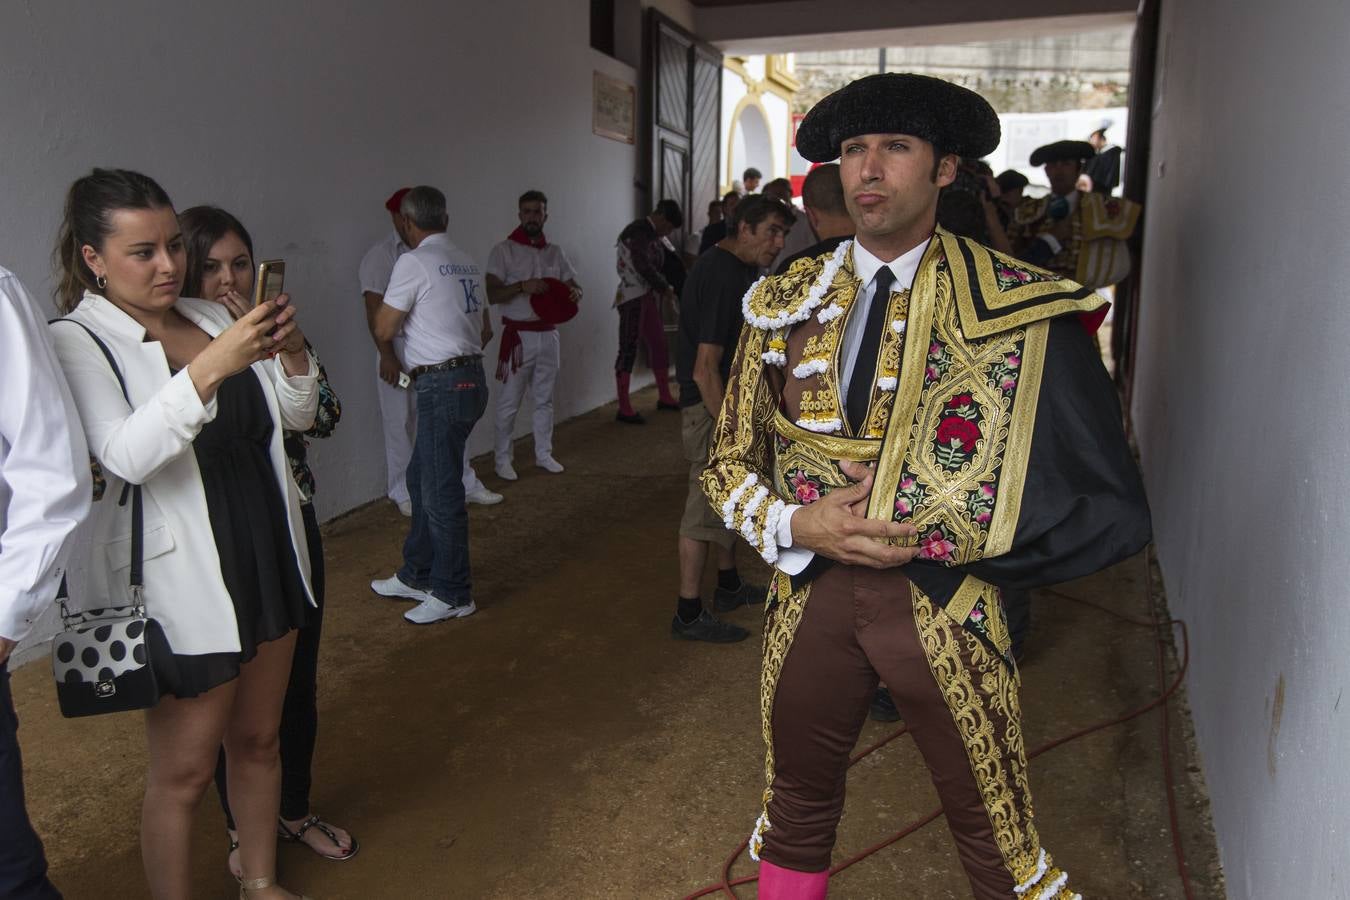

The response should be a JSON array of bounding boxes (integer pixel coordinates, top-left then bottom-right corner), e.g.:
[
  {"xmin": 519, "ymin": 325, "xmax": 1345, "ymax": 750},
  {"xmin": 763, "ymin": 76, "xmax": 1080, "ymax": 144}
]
[{"xmin": 645, "ymin": 11, "xmax": 723, "ymax": 246}]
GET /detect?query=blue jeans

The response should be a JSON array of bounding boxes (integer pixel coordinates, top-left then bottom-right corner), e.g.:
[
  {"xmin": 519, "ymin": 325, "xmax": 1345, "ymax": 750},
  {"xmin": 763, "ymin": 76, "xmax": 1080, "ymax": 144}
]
[
  {"xmin": 0, "ymin": 663, "xmax": 62, "ymax": 900},
  {"xmin": 397, "ymin": 361, "xmax": 488, "ymax": 604}
]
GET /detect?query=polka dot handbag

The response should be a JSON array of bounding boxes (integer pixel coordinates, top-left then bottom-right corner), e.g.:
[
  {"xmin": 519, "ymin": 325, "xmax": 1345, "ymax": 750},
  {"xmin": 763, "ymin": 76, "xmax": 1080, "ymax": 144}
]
[{"xmin": 49, "ymin": 318, "xmax": 162, "ymax": 717}]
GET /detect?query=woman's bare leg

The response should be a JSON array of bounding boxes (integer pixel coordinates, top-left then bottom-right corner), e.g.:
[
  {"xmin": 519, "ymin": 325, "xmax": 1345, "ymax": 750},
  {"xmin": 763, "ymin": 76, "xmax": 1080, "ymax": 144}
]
[
  {"xmin": 224, "ymin": 631, "xmax": 298, "ymax": 898},
  {"xmin": 142, "ymin": 684, "xmax": 236, "ymax": 900}
]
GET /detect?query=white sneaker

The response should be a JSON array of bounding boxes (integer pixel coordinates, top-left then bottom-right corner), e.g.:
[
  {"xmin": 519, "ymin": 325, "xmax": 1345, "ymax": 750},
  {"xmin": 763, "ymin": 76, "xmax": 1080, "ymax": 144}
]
[
  {"xmin": 536, "ymin": 456, "xmax": 565, "ymax": 474},
  {"xmin": 494, "ymin": 460, "xmax": 518, "ymax": 481},
  {"xmin": 396, "ymin": 499, "xmax": 413, "ymax": 517},
  {"xmin": 370, "ymin": 574, "xmax": 430, "ymax": 602},
  {"xmin": 466, "ymin": 485, "xmax": 504, "ymax": 505},
  {"xmin": 404, "ymin": 597, "xmax": 477, "ymax": 624}
]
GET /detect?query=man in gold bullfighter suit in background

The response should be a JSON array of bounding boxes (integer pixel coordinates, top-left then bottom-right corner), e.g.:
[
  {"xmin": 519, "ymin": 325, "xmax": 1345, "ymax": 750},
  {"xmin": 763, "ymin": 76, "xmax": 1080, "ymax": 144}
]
[{"xmin": 701, "ymin": 73, "xmax": 1151, "ymax": 899}]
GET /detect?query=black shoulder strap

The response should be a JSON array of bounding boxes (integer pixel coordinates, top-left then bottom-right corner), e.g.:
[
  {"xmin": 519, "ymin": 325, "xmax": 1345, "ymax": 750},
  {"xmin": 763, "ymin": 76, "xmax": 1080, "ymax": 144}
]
[{"xmin": 51, "ymin": 319, "xmax": 144, "ymax": 593}]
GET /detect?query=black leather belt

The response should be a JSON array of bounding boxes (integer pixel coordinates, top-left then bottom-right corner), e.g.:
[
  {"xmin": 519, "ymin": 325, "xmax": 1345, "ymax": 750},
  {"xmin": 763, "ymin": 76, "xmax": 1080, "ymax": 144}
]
[{"xmin": 408, "ymin": 355, "xmax": 480, "ymax": 381}]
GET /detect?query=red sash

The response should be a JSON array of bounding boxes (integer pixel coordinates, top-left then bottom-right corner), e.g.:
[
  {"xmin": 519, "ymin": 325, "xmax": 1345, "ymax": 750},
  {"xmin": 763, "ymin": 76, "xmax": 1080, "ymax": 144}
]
[{"xmin": 496, "ymin": 317, "xmax": 555, "ymax": 382}]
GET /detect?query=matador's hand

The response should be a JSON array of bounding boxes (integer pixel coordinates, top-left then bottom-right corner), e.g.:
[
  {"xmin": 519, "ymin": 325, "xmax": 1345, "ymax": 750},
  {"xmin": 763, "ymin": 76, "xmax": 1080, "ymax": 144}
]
[{"xmin": 789, "ymin": 460, "xmax": 919, "ymax": 568}]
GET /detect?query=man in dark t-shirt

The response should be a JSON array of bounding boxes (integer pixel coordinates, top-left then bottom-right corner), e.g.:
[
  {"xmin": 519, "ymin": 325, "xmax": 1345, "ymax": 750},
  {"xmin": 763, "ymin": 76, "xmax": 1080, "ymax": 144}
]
[{"xmin": 671, "ymin": 195, "xmax": 793, "ymax": 643}]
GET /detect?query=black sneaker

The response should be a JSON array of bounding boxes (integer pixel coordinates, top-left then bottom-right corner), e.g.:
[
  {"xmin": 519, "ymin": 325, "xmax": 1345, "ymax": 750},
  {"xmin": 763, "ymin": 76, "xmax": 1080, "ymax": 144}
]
[
  {"xmin": 713, "ymin": 580, "xmax": 768, "ymax": 613},
  {"xmin": 670, "ymin": 610, "xmax": 749, "ymax": 643},
  {"xmin": 616, "ymin": 411, "xmax": 646, "ymax": 425},
  {"xmin": 869, "ymin": 686, "xmax": 902, "ymax": 723}
]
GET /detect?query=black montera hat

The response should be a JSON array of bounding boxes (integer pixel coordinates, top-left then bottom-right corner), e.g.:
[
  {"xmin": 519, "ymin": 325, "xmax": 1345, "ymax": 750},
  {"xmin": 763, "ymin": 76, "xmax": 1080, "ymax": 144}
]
[
  {"xmin": 795, "ymin": 73, "xmax": 1001, "ymax": 163},
  {"xmin": 1029, "ymin": 140, "xmax": 1097, "ymax": 166}
]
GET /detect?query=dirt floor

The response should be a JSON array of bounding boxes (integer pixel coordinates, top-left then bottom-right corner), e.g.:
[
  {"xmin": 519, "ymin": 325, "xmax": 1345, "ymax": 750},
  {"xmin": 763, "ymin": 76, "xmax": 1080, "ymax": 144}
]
[{"xmin": 12, "ymin": 388, "xmax": 1227, "ymax": 899}]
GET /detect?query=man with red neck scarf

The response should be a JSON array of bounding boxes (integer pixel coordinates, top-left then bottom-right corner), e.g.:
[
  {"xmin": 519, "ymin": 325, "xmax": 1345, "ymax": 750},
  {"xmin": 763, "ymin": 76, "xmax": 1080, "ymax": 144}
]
[{"xmin": 485, "ymin": 190, "xmax": 582, "ymax": 480}]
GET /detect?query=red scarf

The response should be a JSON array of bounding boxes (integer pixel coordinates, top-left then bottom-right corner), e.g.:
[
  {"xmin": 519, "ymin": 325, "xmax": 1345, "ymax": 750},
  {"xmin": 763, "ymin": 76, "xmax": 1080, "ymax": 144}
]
[{"xmin": 507, "ymin": 226, "xmax": 547, "ymax": 248}]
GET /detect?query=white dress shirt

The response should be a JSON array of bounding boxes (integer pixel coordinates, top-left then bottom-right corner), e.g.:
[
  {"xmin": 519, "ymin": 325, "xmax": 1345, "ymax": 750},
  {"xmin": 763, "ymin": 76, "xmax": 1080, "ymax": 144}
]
[
  {"xmin": 359, "ymin": 231, "xmax": 410, "ymax": 296},
  {"xmin": 384, "ymin": 233, "xmax": 486, "ymax": 368},
  {"xmin": 0, "ymin": 268, "xmax": 91, "ymax": 643},
  {"xmin": 775, "ymin": 236, "xmax": 932, "ymax": 576},
  {"xmin": 485, "ymin": 240, "xmax": 577, "ymax": 321}
]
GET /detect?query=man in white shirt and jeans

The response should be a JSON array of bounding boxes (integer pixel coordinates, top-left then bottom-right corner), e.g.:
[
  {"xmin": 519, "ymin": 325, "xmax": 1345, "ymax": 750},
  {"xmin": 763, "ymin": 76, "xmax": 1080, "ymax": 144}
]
[
  {"xmin": 0, "ymin": 265, "xmax": 90, "ymax": 899},
  {"xmin": 369, "ymin": 187, "xmax": 490, "ymax": 625},
  {"xmin": 485, "ymin": 189, "xmax": 582, "ymax": 479},
  {"xmin": 360, "ymin": 189, "xmax": 501, "ymax": 510}
]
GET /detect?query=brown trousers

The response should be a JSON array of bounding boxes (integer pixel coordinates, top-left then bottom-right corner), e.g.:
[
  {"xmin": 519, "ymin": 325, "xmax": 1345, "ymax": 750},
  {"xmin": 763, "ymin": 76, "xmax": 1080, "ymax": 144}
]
[{"xmin": 760, "ymin": 565, "xmax": 1050, "ymax": 899}]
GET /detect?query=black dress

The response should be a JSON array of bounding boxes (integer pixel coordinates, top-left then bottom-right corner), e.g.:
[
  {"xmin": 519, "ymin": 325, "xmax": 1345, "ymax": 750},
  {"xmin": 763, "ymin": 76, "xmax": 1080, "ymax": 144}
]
[{"xmin": 150, "ymin": 369, "xmax": 310, "ymax": 698}]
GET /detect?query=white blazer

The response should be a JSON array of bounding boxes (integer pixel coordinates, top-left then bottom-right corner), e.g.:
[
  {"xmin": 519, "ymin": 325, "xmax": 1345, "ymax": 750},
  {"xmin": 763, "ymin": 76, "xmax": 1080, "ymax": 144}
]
[{"xmin": 49, "ymin": 292, "xmax": 319, "ymax": 656}]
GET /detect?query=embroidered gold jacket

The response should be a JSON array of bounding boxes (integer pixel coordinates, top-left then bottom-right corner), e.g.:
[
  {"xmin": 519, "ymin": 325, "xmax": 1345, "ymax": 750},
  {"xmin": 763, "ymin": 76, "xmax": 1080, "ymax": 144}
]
[
  {"xmin": 701, "ymin": 227, "xmax": 1150, "ymax": 656},
  {"xmin": 1008, "ymin": 191, "xmax": 1142, "ymax": 289}
]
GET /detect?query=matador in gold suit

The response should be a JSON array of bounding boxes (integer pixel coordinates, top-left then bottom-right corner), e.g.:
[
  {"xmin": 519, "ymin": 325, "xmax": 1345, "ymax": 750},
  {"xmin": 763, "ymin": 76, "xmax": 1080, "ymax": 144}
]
[{"xmin": 701, "ymin": 74, "xmax": 1150, "ymax": 899}]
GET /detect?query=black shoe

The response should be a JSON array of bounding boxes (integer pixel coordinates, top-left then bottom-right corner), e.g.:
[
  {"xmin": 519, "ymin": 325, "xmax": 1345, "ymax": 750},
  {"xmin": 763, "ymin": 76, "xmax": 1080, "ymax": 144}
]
[
  {"xmin": 869, "ymin": 686, "xmax": 902, "ymax": 723},
  {"xmin": 615, "ymin": 411, "xmax": 646, "ymax": 425},
  {"xmin": 656, "ymin": 400, "xmax": 681, "ymax": 411},
  {"xmin": 670, "ymin": 610, "xmax": 749, "ymax": 643},
  {"xmin": 713, "ymin": 580, "xmax": 768, "ymax": 612}
]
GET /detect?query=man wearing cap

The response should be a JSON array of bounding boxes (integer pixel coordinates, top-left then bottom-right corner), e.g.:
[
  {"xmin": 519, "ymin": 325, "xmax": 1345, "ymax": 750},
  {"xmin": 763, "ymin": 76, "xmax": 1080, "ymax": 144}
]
[
  {"xmin": 1083, "ymin": 122, "xmax": 1123, "ymax": 196},
  {"xmin": 369, "ymin": 187, "xmax": 492, "ymax": 625},
  {"xmin": 994, "ymin": 169, "xmax": 1029, "ymax": 231},
  {"xmin": 361, "ymin": 189, "xmax": 502, "ymax": 509},
  {"xmin": 485, "ymin": 190, "xmax": 581, "ymax": 479},
  {"xmin": 703, "ymin": 73, "xmax": 1150, "ymax": 898},
  {"xmin": 1007, "ymin": 141, "xmax": 1142, "ymax": 290}
]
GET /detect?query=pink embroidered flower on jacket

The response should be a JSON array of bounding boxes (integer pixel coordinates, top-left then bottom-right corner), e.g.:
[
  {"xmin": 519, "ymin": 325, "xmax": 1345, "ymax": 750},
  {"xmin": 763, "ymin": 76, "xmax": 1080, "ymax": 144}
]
[
  {"xmin": 975, "ymin": 511, "xmax": 992, "ymax": 524},
  {"xmin": 926, "ymin": 365, "xmax": 939, "ymax": 381},
  {"xmin": 895, "ymin": 498, "xmax": 911, "ymax": 515},
  {"xmin": 790, "ymin": 471, "xmax": 820, "ymax": 504},
  {"xmin": 980, "ymin": 484, "xmax": 995, "ymax": 498},
  {"xmin": 929, "ymin": 342, "xmax": 943, "ymax": 357},
  {"xmin": 969, "ymin": 606, "xmax": 986, "ymax": 622},
  {"xmin": 899, "ymin": 476, "xmax": 916, "ymax": 490},
  {"xmin": 918, "ymin": 529, "xmax": 957, "ymax": 561},
  {"xmin": 1001, "ymin": 378, "xmax": 1016, "ymax": 391},
  {"xmin": 1006, "ymin": 353, "xmax": 1021, "ymax": 368}
]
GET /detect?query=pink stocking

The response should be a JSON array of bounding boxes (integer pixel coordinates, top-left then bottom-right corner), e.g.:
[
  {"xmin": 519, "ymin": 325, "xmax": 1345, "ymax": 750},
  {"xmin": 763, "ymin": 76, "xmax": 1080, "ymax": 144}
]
[
  {"xmin": 639, "ymin": 295, "xmax": 676, "ymax": 404},
  {"xmin": 758, "ymin": 861, "xmax": 828, "ymax": 899},
  {"xmin": 615, "ymin": 371, "xmax": 635, "ymax": 417}
]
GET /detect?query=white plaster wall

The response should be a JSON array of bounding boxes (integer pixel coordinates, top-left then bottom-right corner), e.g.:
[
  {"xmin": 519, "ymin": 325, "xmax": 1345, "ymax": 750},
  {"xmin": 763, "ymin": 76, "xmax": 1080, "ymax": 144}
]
[
  {"xmin": 721, "ymin": 61, "xmax": 793, "ymax": 191},
  {"xmin": 1130, "ymin": 0, "xmax": 1350, "ymax": 893},
  {"xmin": 0, "ymin": 0, "xmax": 681, "ymax": 662}
]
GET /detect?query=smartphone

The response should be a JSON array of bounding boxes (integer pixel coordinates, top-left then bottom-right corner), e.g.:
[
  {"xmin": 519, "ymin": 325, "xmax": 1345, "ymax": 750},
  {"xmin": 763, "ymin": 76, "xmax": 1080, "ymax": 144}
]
[{"xmin": 252, "ymin": 259, "xmax": 285, "ymax": 308}]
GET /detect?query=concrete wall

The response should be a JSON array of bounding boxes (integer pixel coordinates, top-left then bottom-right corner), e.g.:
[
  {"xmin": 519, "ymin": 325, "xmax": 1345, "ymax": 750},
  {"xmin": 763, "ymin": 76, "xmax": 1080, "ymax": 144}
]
[
  {"xmin": 1, "ymin": 0, "xmax": 692, "ymax": 662},
  {"xmin": 1130, "ymin": 0, "xmax": 1350, "ymax": 893}
]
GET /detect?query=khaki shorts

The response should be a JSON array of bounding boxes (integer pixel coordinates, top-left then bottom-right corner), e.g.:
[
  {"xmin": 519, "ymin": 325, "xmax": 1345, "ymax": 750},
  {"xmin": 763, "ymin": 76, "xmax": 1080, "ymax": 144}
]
[{"xmin": 680, "ymin": 404, "xmax": 735, "ymax": 548}]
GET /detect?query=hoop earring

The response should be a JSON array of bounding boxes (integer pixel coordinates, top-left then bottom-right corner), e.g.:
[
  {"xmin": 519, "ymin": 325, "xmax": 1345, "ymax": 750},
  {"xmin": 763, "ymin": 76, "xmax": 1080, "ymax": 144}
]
[{"xmin": 96, "ymin": 274, "xmax": 107, "ymax": 290}]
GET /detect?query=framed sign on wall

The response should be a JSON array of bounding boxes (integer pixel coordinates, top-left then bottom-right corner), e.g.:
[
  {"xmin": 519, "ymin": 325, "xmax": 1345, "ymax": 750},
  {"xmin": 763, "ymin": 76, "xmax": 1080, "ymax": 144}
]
[{"xmin": 593, "ymin": 71, "xmax": 635, "ymax": 144}]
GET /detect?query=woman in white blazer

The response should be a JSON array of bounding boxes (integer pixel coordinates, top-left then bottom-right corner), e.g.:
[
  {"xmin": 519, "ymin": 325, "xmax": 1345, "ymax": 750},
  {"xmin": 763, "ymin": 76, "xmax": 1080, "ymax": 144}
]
[{"xmin": 49, "ymin": 168, "xmax": 316, "ymax": 900}]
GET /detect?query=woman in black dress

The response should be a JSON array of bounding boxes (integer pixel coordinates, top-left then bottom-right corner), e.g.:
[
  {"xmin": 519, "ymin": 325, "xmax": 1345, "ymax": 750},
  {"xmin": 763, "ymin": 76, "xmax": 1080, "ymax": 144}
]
[
  {"xmin": 178, "ymin": 205, "xmax": 356, "ymax": 875},
  {"xmin": 50, "ymin": 169, "xmax": 316, "ymax": 900}
]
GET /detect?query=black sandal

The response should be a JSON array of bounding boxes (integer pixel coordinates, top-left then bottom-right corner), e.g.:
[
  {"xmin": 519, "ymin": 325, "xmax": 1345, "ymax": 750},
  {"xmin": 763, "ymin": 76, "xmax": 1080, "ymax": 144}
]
[{"xmin": 277, "ymin": 814, "xmax": 360, "ymax": 861}]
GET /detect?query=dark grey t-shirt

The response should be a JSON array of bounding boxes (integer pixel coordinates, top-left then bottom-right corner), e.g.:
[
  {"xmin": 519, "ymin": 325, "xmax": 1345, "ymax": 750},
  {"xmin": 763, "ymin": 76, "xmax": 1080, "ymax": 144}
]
[{"xmin": 676, "ymin": 246, "xmax": 758, "ymax": 408}]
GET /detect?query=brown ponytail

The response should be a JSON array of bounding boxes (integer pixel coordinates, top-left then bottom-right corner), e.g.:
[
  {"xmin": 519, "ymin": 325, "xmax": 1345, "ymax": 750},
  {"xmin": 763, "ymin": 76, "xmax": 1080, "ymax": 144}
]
[{"xmin": 52, "ymin": 168, "xmax": 174, "ymax": 313}]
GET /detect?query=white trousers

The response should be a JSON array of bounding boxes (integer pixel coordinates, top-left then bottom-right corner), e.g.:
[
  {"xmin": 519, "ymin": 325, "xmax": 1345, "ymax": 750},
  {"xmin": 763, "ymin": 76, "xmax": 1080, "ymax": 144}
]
[
  {"xmin": 493, "ymin": 329, "xmax": 560, "ymax": 465},
  {"xmin": 375, "ymin": 354, "xmax": 485, "ymax": 504}
]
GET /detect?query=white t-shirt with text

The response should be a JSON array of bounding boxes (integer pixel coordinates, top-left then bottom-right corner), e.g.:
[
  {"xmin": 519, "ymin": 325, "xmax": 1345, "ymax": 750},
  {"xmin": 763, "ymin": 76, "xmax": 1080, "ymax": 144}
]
[{"xmin": 383, "ymin": 233, "xmax": 485, "ymax": 368}]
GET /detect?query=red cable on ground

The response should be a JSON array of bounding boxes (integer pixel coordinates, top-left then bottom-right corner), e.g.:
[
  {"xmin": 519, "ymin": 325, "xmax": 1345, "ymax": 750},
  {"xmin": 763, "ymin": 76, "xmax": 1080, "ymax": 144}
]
[{"xmin": 684, "ymin": 550, "xmax": 1196, "ymax": 900}]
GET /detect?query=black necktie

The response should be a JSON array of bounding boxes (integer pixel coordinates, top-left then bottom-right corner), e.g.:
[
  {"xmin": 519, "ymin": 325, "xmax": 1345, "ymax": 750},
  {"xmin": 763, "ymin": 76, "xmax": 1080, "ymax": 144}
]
[{"xmin": 846, "ymin": 267, "xmax": 895, "ymax": 433}]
